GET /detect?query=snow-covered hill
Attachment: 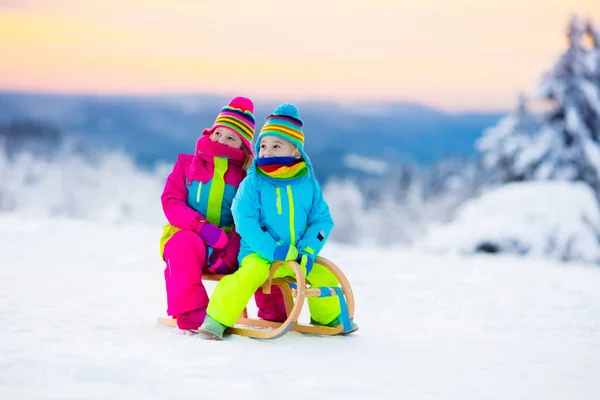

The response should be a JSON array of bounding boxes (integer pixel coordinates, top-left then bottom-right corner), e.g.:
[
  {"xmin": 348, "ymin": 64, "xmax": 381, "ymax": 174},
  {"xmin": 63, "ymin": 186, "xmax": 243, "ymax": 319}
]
[{"xmin": 1, "ymin": 214, "xmax": 598, "ymax": 399}]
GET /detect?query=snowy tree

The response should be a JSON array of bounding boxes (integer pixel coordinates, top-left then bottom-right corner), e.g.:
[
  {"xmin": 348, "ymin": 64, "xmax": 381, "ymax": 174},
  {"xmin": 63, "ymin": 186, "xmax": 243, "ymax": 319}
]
[
  {"xmin": 478, "ymin": 15, "xmax": 600, "ymax": 196},
  {"xmin": 416, "ymin": 157, "xmax": 490, "ymax": 224},
  {"xmin": 528, "ymin": 15, "xmax": 600, "ymax": 187},
  {"xmin": 341, "ymin": 162, "xmax": 425, "ymax": 245},
  {"xmin": 476, "ymin": 93, "xmax": 537, "ymax": 182},
  {"xmin": 324, "ymin": 16, "xmax": 600, "ymax": 247},
  {"xmin": 322, "ymin": 178, "xmax": 366, "ymax": 244},
  {"xmin": 587, "ymin": 20, "xmax": 600, "ymax": 48},
  {"xmin": 586, "ymin": 20, "xmax": 600, "ymax": 85},
  {"xmin": 347, "ymin": 157, "xmax": 491, "ymax": 245},
  {"xmin": 376, "ymin": 163, "xmax": 426, "ymax": 244}
]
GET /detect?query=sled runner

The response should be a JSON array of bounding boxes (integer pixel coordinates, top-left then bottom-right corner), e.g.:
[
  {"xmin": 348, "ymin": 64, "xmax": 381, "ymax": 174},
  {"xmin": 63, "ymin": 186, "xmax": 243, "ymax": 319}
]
[{"xmin": 156, "ymin": 256, "xmax": 356, "ymax": 340}]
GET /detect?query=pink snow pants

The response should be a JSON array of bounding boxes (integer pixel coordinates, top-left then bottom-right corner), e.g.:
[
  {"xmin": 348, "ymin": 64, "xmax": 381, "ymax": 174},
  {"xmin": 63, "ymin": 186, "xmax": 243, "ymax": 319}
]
[{"xmin": 163, "ymin": 230, "xmax": 287, "ymax": 322}]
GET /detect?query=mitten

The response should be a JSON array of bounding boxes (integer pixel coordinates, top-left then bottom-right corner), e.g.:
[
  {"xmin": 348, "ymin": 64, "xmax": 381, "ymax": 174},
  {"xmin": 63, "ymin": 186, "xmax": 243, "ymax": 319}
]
[
  {"xmin": 208, "ymin": 258, "xmax": 234, "ymax": 274},
  {"xmin": 199, "ymin": 222, "xmax": 228, "ymax": 249},
  {"xmin": 296, "ymin": 252, "xmax": 315, "ymax": 276},
  {"xmin": 207, "ymin": 228, "xmax": 241, "ymax": 274},
  {"xmin": 272, "ymin": 244, "xmax": 298, "ymax": 262}
]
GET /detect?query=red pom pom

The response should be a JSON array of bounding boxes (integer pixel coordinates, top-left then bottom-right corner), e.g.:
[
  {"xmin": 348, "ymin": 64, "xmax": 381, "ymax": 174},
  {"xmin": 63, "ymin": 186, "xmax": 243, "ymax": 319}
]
[{"xmin": 229, "ymin": 96, "xmax": 254, "ymax": 113}]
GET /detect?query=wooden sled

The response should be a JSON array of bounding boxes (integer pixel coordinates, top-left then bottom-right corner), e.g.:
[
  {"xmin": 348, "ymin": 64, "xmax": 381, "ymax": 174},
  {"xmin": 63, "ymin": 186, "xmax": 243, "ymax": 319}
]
[{"xmin": 157, "ymin": 256, "xmax": 356, "ymax": 340}]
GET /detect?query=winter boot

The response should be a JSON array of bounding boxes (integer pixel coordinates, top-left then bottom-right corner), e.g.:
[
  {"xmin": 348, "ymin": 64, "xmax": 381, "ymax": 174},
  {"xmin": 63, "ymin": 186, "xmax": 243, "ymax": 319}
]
[
  {"xmin": 310, "ymin": 316, "xmax": 359, "ymax": 335},
  {"xmin": 176, "ymin": 307, "xmax": 207, "ymax": 330},
  {"xmin": 197, "ymin": 314, "xmax": 227, "ymax": 341}
]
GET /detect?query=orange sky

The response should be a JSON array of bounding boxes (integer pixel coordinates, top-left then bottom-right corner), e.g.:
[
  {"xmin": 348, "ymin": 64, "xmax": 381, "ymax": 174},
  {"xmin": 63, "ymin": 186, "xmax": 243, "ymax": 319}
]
[{"xmin": 1, "ymin": 0, "xmax": 598, "ymax": 111}]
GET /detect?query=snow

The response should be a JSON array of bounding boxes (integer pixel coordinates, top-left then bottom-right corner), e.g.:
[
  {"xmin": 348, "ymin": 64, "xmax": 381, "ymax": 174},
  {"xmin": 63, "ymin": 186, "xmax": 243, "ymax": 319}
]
[
  {"xmin": 0, "ymin": 146, "xmax": 170, "ymax": 225},
  {"xmin": 476, "ymin": 115, "xmax": 518, "ymax": 160},
  {"xmin": 323, "ymin": 179, "xmax": 365, "ymax": 243},
  {"xmin": 416, "ymin": 181, "xmax": 600, "ymax": 264},
  {"xmin": 513, "ymin": 127, "xmax": 551, "ymax": 175},
  {"xmin": 584, "ymin": 136, "xmax": 600, "ymax": 170},
  {"xmin": 1, "ymin": 212, "xmax": 600, "ymax": 399},
  {"xmin": 580, "ymin": 81, "xmax": 600, "ymax": 117}
]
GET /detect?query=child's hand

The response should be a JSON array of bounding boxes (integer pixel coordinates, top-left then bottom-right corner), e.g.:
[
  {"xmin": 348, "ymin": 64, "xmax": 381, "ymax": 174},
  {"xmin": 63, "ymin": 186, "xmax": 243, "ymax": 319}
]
[
  {"xmin": 207, "ymin": 231, "xmax": 240, "ymax": 274},
  {"xmin": 199, "ymin": 222, "xmax": 228, "ymax": 249},
  {"xmin": 272, "ymin": 244, "xmax": 298, "ymax": 262},
  {"xmin": 208, "ymin": 258, "xmax": 236, "ymax": 274},
  {"xmin": 296, "ymin": 253, "xmax": 315, "ymax": 276}
]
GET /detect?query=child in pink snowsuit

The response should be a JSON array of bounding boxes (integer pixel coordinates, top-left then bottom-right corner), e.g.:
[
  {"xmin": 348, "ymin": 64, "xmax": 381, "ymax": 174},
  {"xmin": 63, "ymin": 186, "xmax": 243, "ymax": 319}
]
[{"xmin": 159, "ymin": 96, "xmax": 286, "ymax": 330}]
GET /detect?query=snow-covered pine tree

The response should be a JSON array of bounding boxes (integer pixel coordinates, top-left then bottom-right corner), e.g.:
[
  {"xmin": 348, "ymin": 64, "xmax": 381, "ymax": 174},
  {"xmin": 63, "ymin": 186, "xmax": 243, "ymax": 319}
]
[
  {"xmin": 478, "ymin": 15, "xmax": 600, "ymax": 196},
  {"xmin": 415, "ymin": 156, "xmax": 489, "ymax": 223},
  {"xmin": 322, "ymin": 178, "xmax": 365, "ymax": 244},
  {"xmin": 529, "ymin": 15, "xmax": 600, "ymax": 186},
  {"xmin": 586, "ymin": 20, "xmax": 600, "ymax": 50},
  {"xmin": 586, "ymin": 19, "xmax": 600, "ymax": 85},
  {"xmin": 476, "ymin": 92, "xmax": 537, "ymax": 182}
]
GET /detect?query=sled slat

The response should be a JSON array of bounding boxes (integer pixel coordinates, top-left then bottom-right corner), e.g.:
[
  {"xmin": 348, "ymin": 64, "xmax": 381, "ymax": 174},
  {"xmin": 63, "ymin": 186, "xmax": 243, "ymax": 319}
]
[
  {"xmin": 235, "ymin": 318, "xmax": 344, "ymax": 335},
  {"xmin": 158, "ymin": 316, "xmax": 346, "ymax": 336},
  {"xmin": 157, "ymin": 317, "xmax": 177, "ymax": 327}
]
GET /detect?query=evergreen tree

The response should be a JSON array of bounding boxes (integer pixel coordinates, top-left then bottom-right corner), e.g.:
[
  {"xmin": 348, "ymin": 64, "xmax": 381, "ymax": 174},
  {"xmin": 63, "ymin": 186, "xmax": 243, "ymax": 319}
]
[
  {"xmin": 586, "ymin": 19, "xmax": 600, "ymax": 84},
  {"xmin": 478, "ymin": 15, "xmax": 600, "ymax": 195},
  {"xmin": 476, "ymin": 93, "xmax": 537, "ymax": 182}
]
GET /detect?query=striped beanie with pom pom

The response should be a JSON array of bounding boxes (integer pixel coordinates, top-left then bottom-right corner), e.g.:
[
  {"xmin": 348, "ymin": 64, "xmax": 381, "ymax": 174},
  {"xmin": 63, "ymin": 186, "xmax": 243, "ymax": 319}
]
[
  {"xmin": 256, "ymin": 103, "xmax": 304, "ymax": 153},
  {"xmin": 204, "ymin": 96, "xmax": 256, "ymax": 155}
]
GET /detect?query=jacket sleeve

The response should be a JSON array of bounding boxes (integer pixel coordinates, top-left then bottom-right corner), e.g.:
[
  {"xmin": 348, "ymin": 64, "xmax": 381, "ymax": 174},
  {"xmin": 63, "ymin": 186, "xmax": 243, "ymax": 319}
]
[
  {"xmin": 160, "ymin": 156, "xmax": 206, "ymax": 234},
  {"xmin": 297, "ymin": 180, "xmax": 334, "ymax": 256},
  {"xmin": 231, "ymin": 175, "xmax": 279, "ymax": 262}
]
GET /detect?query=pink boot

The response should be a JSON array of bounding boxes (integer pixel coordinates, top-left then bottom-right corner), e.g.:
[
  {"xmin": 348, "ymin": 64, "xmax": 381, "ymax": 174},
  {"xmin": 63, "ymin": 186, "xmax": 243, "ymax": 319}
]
[
  {"xmin": 176, "ymin": 307, "xmax": 207, "ymax": 330},
  {"xmin": 254, "ymin": 285, "xmax": 288, "ymax": 322}
]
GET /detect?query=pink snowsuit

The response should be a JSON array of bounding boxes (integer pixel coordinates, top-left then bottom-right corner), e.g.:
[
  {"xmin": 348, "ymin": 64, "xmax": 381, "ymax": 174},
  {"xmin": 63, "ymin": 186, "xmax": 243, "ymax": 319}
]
[{"xmin": 160, "ymin": 136, "xmax": 286, "ymax": 329}]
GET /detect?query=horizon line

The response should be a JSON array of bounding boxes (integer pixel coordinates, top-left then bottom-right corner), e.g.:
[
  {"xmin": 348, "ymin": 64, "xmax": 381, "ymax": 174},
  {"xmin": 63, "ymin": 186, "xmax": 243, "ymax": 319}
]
[{"xmin": 0, "ymin": 87, "xmax": 511, "ymax": 115}]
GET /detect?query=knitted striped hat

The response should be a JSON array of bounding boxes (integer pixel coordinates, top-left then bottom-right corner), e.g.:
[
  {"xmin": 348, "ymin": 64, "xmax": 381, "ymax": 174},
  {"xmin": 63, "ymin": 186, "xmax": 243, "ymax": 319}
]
[
  {"xmin": 203, "ymin": 96, "xmax": 256, "ymax": 155},
  {"xmin": 255, "ymin": 103, "xmax": 304, "ymax": 154}
]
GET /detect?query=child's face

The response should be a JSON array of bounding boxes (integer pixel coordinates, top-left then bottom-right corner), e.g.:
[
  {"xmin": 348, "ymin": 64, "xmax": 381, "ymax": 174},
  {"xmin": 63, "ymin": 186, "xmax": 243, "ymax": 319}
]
[
  {"xmin": 259, "ymin": 136, "xmax": 300, "ymax": 158},
  {"xmin": 210, "ymin": 127, "xmax": 243, "ymax": 149}
]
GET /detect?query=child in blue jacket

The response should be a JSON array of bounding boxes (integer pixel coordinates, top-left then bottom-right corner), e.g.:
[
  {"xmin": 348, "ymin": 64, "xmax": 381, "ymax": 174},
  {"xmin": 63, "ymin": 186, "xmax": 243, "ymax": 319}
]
[{"xmin": 198, "ymin": 103, "xmax": 358, "ymax": 339}]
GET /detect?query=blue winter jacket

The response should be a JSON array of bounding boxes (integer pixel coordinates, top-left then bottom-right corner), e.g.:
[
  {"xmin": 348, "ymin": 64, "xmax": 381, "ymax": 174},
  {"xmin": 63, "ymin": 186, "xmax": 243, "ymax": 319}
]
[{"xmin": 231, "ymin": 162, "xmax": 333, "ymax": 264}]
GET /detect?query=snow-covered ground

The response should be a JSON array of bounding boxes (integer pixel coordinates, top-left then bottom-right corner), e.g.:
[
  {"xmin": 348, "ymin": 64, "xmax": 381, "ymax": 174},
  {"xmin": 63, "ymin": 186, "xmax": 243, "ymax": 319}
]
[
  {"xmin": 1, "ymin": 213, "xmax": 599, "ymax": 399},
  {"xmin": 417, "ymin": 181, "xmax": 600, "ymax": 264}
]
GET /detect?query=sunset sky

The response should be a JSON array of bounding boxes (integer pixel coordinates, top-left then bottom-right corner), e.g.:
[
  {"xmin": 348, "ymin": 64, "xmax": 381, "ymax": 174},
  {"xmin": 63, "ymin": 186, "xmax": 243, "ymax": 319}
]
[{"xmin": 1, "ymin": 0, "xmax": 598, "ymax": 111}]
